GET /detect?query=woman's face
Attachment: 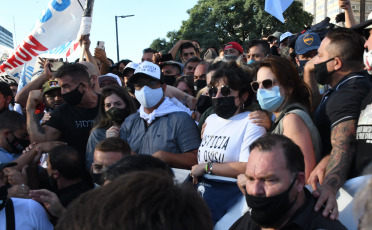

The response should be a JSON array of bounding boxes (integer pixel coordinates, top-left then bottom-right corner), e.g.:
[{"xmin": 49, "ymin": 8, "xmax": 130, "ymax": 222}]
[
  {"xmin": 256, "ymin": 67, "xmax": 286, "ymax": 97},
  {"xmin": 104, "ymin": 93, "xmax": 126, "ymax": 112},
  {"xmin": 176, "ymin": 81, "xmax": 193, "ymax": 96},
  {"xmin": 212, "ymin": 78, "xmax": 241, "ymax": 107}
]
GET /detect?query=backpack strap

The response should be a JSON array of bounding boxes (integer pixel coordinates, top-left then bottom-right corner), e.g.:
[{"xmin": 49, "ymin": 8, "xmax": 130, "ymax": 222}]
[{"xmin": 270, "ymin": 105, "xmax": 304, "ymax": 132}]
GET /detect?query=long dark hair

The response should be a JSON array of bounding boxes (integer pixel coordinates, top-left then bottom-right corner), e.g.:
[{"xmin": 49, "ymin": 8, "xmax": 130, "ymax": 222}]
[
  {"xmin": 93, "ymin": 85, "xmax": 137, "ymax": 131},
  {"xmin": 254, "ymin": 57, "xmax": 312, "ymax": 113}
]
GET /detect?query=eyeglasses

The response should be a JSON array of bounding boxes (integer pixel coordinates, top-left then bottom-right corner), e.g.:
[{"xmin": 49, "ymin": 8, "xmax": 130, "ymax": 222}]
[
  {"xmin": 250, "ymin": 79, "xmax": 275, "ymax": 92},
  {"xmin": 208, "ymin": 85, "xmax": 232, "ymax": 97},
  {"xmin": 134, "ymin": 80, "xmax": 160, "ymax": 90}
]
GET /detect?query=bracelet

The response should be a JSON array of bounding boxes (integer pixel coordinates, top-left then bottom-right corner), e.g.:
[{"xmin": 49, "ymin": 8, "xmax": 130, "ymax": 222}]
[{"xmin": 205, "ymin": 162, "xmax": 214, "ymax": 175}]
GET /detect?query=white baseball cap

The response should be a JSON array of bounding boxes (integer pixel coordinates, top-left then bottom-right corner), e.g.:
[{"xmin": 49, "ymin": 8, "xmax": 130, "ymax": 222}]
[
  {"xmin": 98, "ymin": 73, "xmax": 122, "ymax": 87},
  {"xmin": 129, "ymin": 61, "xmax": 161, "ymax": 83},
  {"xmin": 123, "ymin": 62, "xmax": 139, "ymax": 75}
]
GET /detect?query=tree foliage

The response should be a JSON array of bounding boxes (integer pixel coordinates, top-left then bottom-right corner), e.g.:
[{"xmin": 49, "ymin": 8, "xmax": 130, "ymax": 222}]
[{"xmin": 151, "ymin": 0, "xmax": 313, "ymax": 53}]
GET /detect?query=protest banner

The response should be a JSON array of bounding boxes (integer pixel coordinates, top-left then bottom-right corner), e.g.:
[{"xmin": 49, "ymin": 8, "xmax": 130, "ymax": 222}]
[{"xmin": 0, "ymin": 0, "xmax": 86, "ymax": 83}]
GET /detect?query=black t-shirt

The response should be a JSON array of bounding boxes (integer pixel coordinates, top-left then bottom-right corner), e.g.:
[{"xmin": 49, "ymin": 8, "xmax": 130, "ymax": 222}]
[
  {"xmin": 45, "ymin": 96, "xmax": 100, "ymax": 159},
  {"xmin": 352, "ymin": 89, "xmax": 372, "ymax": 177},
  {"xmin": 315, "ymin": 71, "xmax": 372, "ymax": 157}
]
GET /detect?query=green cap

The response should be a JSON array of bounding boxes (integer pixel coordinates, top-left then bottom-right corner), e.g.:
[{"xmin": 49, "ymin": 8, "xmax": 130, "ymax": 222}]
[{"xmin": 42, "ymin": 80, "xmax": 60, "ymax": 93}]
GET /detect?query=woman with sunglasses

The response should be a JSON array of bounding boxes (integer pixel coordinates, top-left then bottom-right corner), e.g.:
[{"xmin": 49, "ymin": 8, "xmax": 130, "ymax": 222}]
[
  {"xmin": 190, "ymin": 61, "xmax": 266, "ymax": 179},
  {"xmin": 85, "ymin": 85, "xmax": 137, "ymax": 172},
  {"xmin": 251, "ymin": 57, "xmax": 321, "ymax": 180}
]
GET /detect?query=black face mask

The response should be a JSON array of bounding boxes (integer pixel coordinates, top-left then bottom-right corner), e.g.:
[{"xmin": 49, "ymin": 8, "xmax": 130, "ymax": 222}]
[
  {"xmin": 0, "ymin": 185, "xmax": 7, "ymax": 211},
  {"xmin": 62, "ymin": 83, "xmax": 84, "ymax": 106},
  {"xmin": 161, "ymin": 75, "xmax": 177, "ymax": 86},
  {"xmin": 298, "ymin": 60, "xmax": 308, "ymax": 72},
  {"xmin": 92, "ymin": 173, "xmax": 103, "ymax": 185},
  {"xmin": 194, "ymin": 79, "xmax": 207, "ymax": 91},
  {"xmin": 6, "ymin": 133, "xmax": 30, "ymax": 154},
  {"xmin": 196, "ymin": 95, "xmax": 212, "ymax": 114},
  {"xmin": 212, "ymin": 97, "xmax": 239, "ymax": 119},
  {"xmin": 314, "ymin": 58, "xmax": 335, "ymax": 85},
  {"xmin": 245, "ymin": 175, "xmax": 298, "ymax": 228},
  {"xmin": 106, "ymin": 107, "xmax": 130, "ymax": 126}
]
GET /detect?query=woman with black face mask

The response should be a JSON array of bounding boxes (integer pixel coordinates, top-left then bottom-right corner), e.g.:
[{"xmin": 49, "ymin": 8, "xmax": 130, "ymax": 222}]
[
  {"xmin": 189, "ymin": 61, "xmax": 266, "ymax": 223},
  {"xmin": 85, "ymin": 85, "xmax": 137, "ymax": 172}
]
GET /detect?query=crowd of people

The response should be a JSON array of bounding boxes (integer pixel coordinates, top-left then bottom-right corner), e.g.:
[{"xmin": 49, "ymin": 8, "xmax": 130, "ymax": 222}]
[{"xmin": 0, "ymin": 0, "xmax": 372, "ymax": 229}]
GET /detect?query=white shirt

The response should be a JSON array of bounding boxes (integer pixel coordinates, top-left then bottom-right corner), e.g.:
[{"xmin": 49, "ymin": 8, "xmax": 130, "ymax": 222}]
[
  {"xmin": 198, "ymin": 112, "xmax": 266, "ymax": 163},
  {"xmin": 0, "ymin": 198, "xmax": 53, "ymax": 230}
]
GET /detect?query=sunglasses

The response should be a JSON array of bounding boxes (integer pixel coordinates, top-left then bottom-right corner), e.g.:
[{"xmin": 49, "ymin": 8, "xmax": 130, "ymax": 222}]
[
  {"xmin": 208, "ymin": 85, "xmax": 232, "ymax": 97},
  {"xmin": 250, "ymin": 79, "xmax": 275, "ymax": 92}
]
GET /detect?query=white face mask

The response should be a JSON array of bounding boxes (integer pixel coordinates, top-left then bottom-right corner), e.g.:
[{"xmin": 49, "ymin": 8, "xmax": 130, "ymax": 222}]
[
  {"xmin": 363, "ymin": 49, "xmax": 372, "ymax": 74},
  {"xmin": 135, "ymin": 86, "xmax": 163, "ymax": 108}
]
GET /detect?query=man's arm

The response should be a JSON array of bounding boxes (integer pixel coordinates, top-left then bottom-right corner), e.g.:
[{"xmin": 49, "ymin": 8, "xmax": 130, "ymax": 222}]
[
  {"xmin": 313, "ymin": 119, "xmax": 357, "ymax": 219},
  {"xmin": 95, "ymin": 48, "xmax": 109, "ymax": 75},
  {"xmin": 340, "ymin": 0, "xmax": 357, "ymax": 28},
  {"xmin": 168, "ymin": 40, "xmax": 190, "ymax": 61},
  {"xmin": 15, "ymin": 59, "xmax": 52, "ymax": 107},
  {"xmin": 26, "ymin": 90, "xmax": 61, "ymax": 142},
  {"xmin": 80, "ymin": 35, "xmax": 100, "ymax": 74},
  {"xmin": 152, "ymin": 149, "xmax": 198, "ymax": 169},
  {"xmin": 303, "ymin": 57, "xmax": 322, "ymax": 113}
]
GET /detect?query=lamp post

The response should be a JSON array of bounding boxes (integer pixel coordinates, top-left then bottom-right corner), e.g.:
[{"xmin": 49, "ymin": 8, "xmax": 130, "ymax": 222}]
[{"xmin": 115, "ymin": 15, "xmax": 134, "ymax": 62}]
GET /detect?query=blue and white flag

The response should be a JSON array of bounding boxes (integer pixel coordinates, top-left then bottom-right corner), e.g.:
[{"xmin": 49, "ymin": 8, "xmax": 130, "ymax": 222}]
[{"xmin": 265, "ymin": 0, "xmax": 294, "ymax": 23}]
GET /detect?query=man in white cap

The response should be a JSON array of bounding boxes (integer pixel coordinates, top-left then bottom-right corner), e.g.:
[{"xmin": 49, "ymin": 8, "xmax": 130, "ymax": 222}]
[
  {"xmin": 98, "ymin": 73, "xmax": 122, "ymax": 88},
  {"xmin": 120, "ymin": 61, "xmax": 200, "ymax": 169}
]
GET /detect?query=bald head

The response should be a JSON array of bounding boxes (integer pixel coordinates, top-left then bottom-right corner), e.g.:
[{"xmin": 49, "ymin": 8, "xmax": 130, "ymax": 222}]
[{"xmin": 79, "ymin": 61, "xmax": 99, "ymax": 77}]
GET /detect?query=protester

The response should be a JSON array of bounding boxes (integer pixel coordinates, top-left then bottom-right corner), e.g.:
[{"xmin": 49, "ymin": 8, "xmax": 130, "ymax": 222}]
[
  {"xmin": 304, "ymin": 27, "xmax": 372, "ymax": 219},
  {"xmin": 160, "ymin": 60, "xmax": 183, "ymax": 86},
  {"xmin": 86, "ymin": 85, "xmax": 137, "ymax": 169},
  {"xmin": 26, "ymin": 63, "xmax": 100, "ymax": 163},
  {"xmin": 193, "ymin": 61, "xmax": 209, "ymax": 92},
  {"xmin": 46, "ymin": 145, "xmax": 94, "ymax": 207},
  {"xmin": 98, "ymin": 73, "xmax": 122, "ymax": 88},
  {"xmin": 183, "ymin": 56, "xmax": 201, "ymax": 77},
  {"xmin": 56, "ymin": 171, "xmax": 213, "ymax": 230},
  {"xmin": 0, "ymin": 82, "xmax": 13, "ymax": 115},
  {"xmin": 189, "ymin": 61, "xmax": 265, "ymax": 223},
  {"xmin": 0, "ymin": 162, "xmax": 54, "ymax": 230},
  {"xmin": 174, "ymin": 76, "xmax": 194, "ymax": 96},
  {"xmin": 224, "ymin": 42, "xmax": 244, "ymax": 58},
  {"xmin": 91, "ymin": 137, "xmax": 131, "ymax": 185},
  {"xmin": 120, "ymin": 61, "xmax": 201, "ymax": 169},
  {"xmin": 350, "ymin": 11, "xmax": 372, "ymax": 178},
  {"xmin": 0, "ymin": 111, "xmax": 29, "ymax": 163},
  {"xmin": 169, "ymin": 40, "xmax": 198, "ymax": 64},
  {"xmin": 230, "ymin": 134, "xmax": 346, "ymax": 230},
  {"xmin": 250, "ymin": 57, "xmax": 321, "ymax": 180},
  {"xmin": 294, "ymin": 32, "xmax": 321, "ymax": 73},
  {"xmin": 141, "ymin": 48, "xmax": 157, "ymax": 62},
  {"xmin": 246, "ymin": 39, "xmax": 270, "ymax": 64}
]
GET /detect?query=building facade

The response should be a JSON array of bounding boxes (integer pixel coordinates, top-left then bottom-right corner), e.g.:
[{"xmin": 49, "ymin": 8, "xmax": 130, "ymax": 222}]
[
  {"xmin": 0, "ymin": 25, "xmax": 14, "ymax": 49},
  {"xmin": 302, "ymin": 0, "xmax": 372, "ymax": 24}
]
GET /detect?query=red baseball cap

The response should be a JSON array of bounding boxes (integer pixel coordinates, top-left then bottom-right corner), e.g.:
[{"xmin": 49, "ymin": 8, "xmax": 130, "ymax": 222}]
[{"xmin": 224, "ymin": 42, "xmax": 243, "ymax": 54}]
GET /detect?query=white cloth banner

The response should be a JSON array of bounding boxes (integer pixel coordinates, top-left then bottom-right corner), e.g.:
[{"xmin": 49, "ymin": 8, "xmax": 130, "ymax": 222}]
[{"xmin": 0, "ymin": 0, "xmax": 86, "ymax": 83}]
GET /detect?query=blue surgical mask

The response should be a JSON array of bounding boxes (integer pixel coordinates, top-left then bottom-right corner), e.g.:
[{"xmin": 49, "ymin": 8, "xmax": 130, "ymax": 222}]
[
  {"xmin": 256, "ymin": 86, "xmax": 285, "ymax": 112},
  {"xmin": 247, "ymin": 60, "xmax": 255, "ymax": 65},
  {"xmin": 135, "ymin": 86, "xmax": 163, "ymax": 108}
]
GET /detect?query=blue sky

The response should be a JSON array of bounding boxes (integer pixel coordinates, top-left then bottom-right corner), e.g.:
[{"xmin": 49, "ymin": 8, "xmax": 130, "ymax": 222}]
[{"xmin": 0, "ymin": 0, "xmax": 199, "ymax": 63}]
